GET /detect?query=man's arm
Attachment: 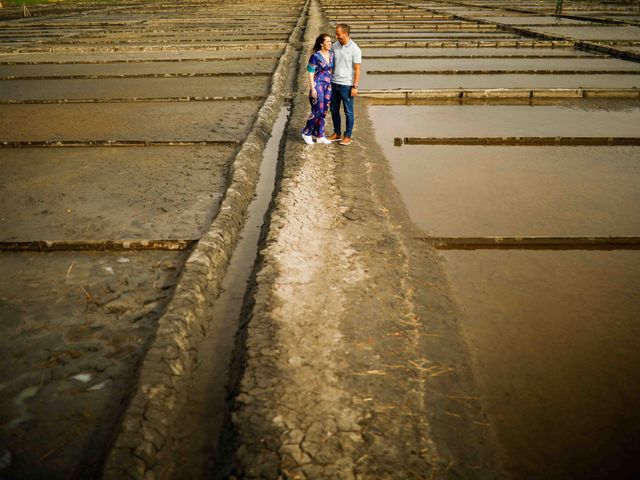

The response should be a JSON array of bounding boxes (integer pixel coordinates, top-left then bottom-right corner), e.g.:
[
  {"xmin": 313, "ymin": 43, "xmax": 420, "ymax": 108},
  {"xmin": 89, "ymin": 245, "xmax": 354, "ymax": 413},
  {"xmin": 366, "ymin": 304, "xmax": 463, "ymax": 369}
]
[{"xmin": 351, "ymin": 63, "xmax": 361, "ymax": 97}]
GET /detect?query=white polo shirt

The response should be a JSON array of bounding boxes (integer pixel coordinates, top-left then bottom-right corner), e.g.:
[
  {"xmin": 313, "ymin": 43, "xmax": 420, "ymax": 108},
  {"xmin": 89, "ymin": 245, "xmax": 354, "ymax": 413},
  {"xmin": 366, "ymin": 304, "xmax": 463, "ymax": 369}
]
[{"xmin": 331, "ymin": 39, "xmax": 362, "ymax": 86}]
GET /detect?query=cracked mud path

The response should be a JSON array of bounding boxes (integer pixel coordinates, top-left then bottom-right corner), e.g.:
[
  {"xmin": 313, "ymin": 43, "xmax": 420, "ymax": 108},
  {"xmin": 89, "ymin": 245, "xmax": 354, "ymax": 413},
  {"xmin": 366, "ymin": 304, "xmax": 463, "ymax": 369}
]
[{"xmin": 227, "ymin": 1, "xmax": 506, "ymax": 478}]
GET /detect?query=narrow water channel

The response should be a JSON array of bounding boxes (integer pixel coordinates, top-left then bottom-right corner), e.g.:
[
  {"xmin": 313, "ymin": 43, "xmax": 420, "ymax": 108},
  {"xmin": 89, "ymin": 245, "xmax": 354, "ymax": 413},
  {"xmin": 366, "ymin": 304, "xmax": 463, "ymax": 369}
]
[{"xmin": 169, "ymin": 106, "xmax": 290, "ymax": 479}]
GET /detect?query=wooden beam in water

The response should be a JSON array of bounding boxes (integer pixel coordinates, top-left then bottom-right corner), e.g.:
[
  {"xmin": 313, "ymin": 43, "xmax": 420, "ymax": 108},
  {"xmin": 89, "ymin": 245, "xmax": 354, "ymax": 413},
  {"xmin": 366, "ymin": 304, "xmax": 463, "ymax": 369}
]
[
  {"xmin": 361, "ymin": 87, "xmax": 640, "ymax": 102},
  {"xmin": 367, "ymin": 69, "xmax": 640, "ymax": 75},
  {"xmin": 394, "ymin": 137, "xmax": 640, "ymax": 146},
  {"xmin": 0, "ymin": 140, "xmax": 239, "ymax": 148},
  {"xmin": 0, "ymin": 95, "xmax": 265, "ymax": 104},
  {"xmin": 0, "ymin": 239, "xmax": 197, "ymax": 252},
  {"xmin": 417, "ymin": 237, "xmax": 640, "ymax": 250}
]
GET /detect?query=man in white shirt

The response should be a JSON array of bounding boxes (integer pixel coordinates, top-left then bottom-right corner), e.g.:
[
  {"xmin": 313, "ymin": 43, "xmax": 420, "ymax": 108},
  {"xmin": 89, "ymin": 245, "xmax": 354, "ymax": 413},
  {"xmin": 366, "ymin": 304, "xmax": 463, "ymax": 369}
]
[{"xmin": 326, "ymin": 23, "xmax": 361, "ymax": 146}]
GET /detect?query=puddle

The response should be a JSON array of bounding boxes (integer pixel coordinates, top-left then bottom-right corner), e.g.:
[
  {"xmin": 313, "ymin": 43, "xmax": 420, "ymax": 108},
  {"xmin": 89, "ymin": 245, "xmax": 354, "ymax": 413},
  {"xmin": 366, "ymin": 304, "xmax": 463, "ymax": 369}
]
[
  {"xmin": 0, "ymin": 58, "xmax": 279, "ymax": 77},
  {"xmin": 0, "ymin": 101, "xmax": 260, "ymax": 142},
  {"xmin": 170, "ymin": 106, "xmax": 290, "ymax": 479},
  {"xmin": 0, "ymin": 146, "xmax": 235, "ymax": 241},
  {"xmin": 442, "ymin": 250, "xmax": 640, "ymax": 479},
  {"xmin": 0, "ymin": 50, "xmax": 283, "ymax": 64},
  {"xmin": 355, "ymin": 32, "xmax": 521, "ymax": 39},
  {"xmin": 0, "ymin": 76, "xmax": 270, "ymax": 101}
]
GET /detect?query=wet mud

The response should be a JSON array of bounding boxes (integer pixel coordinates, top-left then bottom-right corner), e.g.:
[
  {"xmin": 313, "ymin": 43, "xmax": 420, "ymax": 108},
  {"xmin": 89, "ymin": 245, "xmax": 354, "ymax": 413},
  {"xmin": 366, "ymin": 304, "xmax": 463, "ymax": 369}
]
[
  {"xmin": 0, "ymin": 250, "xmax": 186, "ymax": 479},
  {"xmin": 0, "ymin": 145, "xmax": 236, "ymax": 241},
  {"xmin": 0, "ymin": 101, "xmax": 260, "ymax": 141},
  {"xmin": 0, "ymin": 0, "xmax": 301, "ymax": 477},
  {"xmin": 1, "ymin": 0, "xmax": 639, "ymax": 478}
]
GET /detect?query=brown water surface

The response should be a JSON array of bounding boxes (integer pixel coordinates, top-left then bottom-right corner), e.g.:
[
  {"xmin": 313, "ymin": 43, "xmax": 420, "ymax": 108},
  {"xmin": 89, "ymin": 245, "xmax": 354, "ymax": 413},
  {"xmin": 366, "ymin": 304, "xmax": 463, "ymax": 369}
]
[
  {"xmin": 370, "ymin": 144, "xmax": 640, "ymax": 236},
  {"xmin": 369, "ymin": 102, "xmax": 640, "ymax": 138},
  {"xmin": 442, "ymin": 250, "xmax": 640, "ymax": 479},
  {"xmin": 360, "ymin": 72, "xmax": 640, "ymax": 89},
  {"xmin": 369, "ymin": 101, "xmax": 640, "ymax": 479}
]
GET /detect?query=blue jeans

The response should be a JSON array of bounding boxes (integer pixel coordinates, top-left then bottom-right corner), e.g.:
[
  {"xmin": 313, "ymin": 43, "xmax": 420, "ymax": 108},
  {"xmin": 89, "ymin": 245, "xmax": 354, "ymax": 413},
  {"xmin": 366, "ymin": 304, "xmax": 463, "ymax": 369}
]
[{"xmin": 330, "ymin": 83, "xmax": 354, "ymax": 138}]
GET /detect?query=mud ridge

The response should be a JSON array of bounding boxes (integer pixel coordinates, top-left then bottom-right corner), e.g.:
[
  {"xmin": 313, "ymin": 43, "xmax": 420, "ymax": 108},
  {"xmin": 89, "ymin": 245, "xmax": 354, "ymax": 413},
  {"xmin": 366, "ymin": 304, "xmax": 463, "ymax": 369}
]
[{"xmin": 226, "ymin": 0, "xmax": 508, "ymax": 477}]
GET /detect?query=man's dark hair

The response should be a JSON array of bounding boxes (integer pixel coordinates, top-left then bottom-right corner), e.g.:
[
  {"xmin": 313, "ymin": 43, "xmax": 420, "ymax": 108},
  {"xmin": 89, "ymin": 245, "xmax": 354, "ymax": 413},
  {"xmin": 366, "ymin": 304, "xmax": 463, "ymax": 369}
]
[{"xmin": 336, "ymin": 23, "xmax": 350, "ymax": 35}]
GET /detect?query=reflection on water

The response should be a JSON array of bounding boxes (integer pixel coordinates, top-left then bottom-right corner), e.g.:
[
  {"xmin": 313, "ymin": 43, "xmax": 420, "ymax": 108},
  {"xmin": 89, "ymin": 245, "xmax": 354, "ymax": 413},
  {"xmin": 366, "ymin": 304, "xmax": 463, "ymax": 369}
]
[{"xmin": 442, "ymin": 250, "xmax": 640, "ymax": 479}]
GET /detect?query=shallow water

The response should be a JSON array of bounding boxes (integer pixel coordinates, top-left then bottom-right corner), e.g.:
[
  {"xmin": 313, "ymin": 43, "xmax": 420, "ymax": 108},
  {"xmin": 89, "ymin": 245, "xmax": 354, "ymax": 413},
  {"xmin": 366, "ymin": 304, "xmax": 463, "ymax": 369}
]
[
  {"xmin": 361, "ymin": 47, "xmax": 596, "ymax": 57},
  {"xmin": 442, "ymin": 250, "xmax": 640, "ymax": 479},
  {"xmin": 170, "ymin": 106, "xmax": 290, "ymax": 478},
  {"xmin": 360, "ymin": 73, "xmax": 640, "ymax": 89},
  {"xmin": 364, "ymin": 57, "xmax": 640, "ymax": 72},
  {"xmin": 531, "ymin": 25, "xmax": 640, "ymax": 40},
  {"xmin": 372, "ymin": 145, "xmax": 640, "ymax": 236},
  {"xmin": 369, "ymin": 103, "xmax": 640, "ymax": 138},
  {"xmin": 370, "ymin": 101, "xmax": 640, "ymax": 479}
]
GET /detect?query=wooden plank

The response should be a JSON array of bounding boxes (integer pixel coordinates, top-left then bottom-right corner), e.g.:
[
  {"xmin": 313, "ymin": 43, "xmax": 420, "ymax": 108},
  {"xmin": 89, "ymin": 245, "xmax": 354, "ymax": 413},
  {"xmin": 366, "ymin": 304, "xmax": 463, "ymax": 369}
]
[
  {"xmin": 0, "ymin": 95, "xmax": 266, "ymax": 105},
  {"xmin": 367, "ymin": 69, "xmax": 640, "ymax": 75},
  {"xmin": 0, "ymin": 95, "xmax": 265, "ymax": 104},
  {"xmin": 0, "ymin": 72, "xmax": 271, "ymax": 80},
  {"xmin": 0, "ymin": 239, "xmax": 198, "ymax": 252},
  {"xmin": 361, "ymin": 88, "xmax": 640, "ymax": 101},
  {"xmin": 0, "ymin": 140, "xmax": 239, "ymax": 148},
  {"xmin": 417, "ymin": 236, "xmax": 640, "ymax": 250},
  {"xmin": 395, "ymin": 137, "xmax": 640, "ymax": 146}
]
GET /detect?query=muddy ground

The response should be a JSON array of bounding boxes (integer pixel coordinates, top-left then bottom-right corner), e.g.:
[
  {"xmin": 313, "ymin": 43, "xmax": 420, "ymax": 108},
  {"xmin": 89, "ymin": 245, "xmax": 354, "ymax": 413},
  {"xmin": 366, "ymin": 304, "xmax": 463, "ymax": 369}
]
[
  {"xmin": 223, "ymin": 2, "xmax": 505, "ymax": 478},
  {"xmin": 226, "ymin": 99, "xmax": 506, "ymax": 478},
  {"xmin": 0, "ymin": 0, "xmax": 303, "ymax": 478},
  {"xmin": 1, "ymin": 0, "xmax": 639, "ymax": 478}
]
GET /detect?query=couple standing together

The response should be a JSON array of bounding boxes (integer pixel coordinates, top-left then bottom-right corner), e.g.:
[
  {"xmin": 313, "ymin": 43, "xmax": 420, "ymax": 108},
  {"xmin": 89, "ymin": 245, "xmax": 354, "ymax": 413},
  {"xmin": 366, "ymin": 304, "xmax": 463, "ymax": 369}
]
[{"xmin": 301, "ymin": 23, "xmax": 361, "ymax": 147}]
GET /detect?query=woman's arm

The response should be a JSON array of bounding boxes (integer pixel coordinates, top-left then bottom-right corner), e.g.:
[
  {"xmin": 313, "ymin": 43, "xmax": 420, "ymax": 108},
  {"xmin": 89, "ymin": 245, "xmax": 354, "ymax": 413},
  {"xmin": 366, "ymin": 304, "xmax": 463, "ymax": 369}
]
[
  {"xmin": 307, "ymin": 54, "xmax": 318, "ymax": 99},
  {"xmin": 309, "ymin": 71, "xmax": 317, "ymax": 99}
]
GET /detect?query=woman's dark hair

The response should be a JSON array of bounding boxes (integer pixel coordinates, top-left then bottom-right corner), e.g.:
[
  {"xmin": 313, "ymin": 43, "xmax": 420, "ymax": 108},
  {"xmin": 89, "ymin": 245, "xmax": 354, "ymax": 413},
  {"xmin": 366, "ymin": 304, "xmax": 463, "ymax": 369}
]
[{"xmin": 312, "ymin": 33, "xmax": 330, "ymax": 53}]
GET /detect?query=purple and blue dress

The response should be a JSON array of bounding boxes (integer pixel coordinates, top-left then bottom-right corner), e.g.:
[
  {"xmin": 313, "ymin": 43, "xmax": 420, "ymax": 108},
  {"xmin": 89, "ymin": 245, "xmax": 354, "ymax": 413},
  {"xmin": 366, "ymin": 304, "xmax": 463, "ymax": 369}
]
[{"xmin": 302, "ymin": 50, "xmax": 334, "ymax": 138}]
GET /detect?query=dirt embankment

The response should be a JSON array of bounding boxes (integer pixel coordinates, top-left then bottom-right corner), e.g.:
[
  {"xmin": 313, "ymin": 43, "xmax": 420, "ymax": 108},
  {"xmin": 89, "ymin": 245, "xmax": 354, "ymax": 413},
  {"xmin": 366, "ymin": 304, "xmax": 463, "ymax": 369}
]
[{"xmin": 226, "ymin": 0, "xmax": 507, "ymax": 478}]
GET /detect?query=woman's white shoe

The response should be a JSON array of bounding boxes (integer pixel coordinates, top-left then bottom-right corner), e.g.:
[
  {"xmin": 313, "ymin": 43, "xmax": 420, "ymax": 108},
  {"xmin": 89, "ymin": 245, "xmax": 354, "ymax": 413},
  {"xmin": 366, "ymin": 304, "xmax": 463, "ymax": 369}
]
[
  {"xmin": 302, "ymin": 134, "xmax": 314, "ymax": 145},
  {"xmin": 316, "ymin": 136, "xmax": 332, "ymax": 144}
]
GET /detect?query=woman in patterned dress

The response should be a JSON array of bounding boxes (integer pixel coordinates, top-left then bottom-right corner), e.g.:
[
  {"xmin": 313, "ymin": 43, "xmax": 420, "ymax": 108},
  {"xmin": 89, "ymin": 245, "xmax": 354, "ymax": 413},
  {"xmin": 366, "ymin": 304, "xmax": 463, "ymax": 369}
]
[{"xmin": 302, "ymin": 34, "xmax": 334, "ymax": 145}]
